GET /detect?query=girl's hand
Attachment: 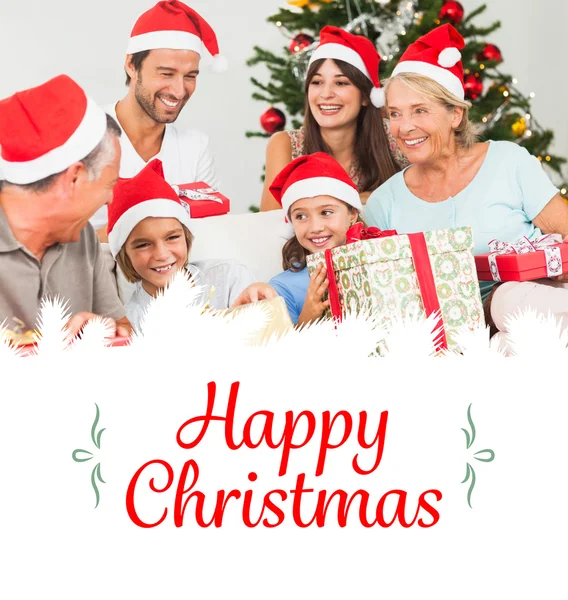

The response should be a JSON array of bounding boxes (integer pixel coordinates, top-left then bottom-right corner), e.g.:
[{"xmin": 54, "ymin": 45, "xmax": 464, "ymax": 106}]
[{"xmin": 297, "ymin": 264, "xmax": 330, "ymax": 326}]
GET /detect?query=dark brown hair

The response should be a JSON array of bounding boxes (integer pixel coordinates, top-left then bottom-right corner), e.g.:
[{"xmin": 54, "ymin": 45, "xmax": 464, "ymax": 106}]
[
  {"xmin": 282, "ymin": 207, "xmax": 364, "ymax": 272},
  {"xmin": 304, "ymin": 58, "xmax": 400, "ymax": 194},
  {"xmin": 125, "ymin": 50, "xmax": 151, "ymax": 86},
  {"xmin": 116, "ymin": 223, "xmax": 194, "ymax": 283}
]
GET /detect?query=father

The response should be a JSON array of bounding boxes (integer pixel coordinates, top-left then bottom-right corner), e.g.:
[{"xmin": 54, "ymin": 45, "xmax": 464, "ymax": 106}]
[
  {"xmin": 92, "ymin": 0, "xmax": 225, "ymax": 235},
  {"xmin": 0, "ymin": 75, "xmax": 131, "ymax": 338}
]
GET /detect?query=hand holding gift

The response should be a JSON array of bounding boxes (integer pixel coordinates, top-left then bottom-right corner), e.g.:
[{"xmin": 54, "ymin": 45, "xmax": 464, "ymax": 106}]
[{"xmin": 297, "ymin": 264, "xmax": 330, "ymax": 327}]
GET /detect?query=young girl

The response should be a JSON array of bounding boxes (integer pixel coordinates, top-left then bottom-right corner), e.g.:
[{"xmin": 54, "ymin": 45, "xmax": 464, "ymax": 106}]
[
  {"xmin": 108, "ymin": 159, "xmax": 273, "ymax": 332},
  {"xmin": 261, "ymin": 25, "xmax": 405, "ymax": 211},
  {"xmin": 268, "ymin": 152, "xmax": 363, "ymax": 326}
]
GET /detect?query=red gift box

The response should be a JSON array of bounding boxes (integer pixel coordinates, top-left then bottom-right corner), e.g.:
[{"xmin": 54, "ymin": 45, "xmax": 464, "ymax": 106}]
[
  {"xmin": 475, "ymin": 235, "xmax": 568, "ymax": 282},
  {"xmin": 176, "ymin": 182, "xmax": 230, "ymax": 218}
]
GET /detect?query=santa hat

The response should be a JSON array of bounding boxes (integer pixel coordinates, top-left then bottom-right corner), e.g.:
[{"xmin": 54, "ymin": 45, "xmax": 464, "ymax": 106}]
[
  {"xmin": 108, "ymin": 158, "xmax": 191, "ymax": 258},
  {"xmin": 391, "ymin": 24, "xmax": 466, "ymax": 100},
  {"xmin": 269, "ymin": 152, "xmax": 362, "ymax": 215},
  {"xmin": 0, "ymin": 75, "xmax": 107, "ymax": 185},
  {"xmin": 127, "ymin": 0, "xmax": 227, "ymax": 72},
  {"xmin": 308, "ymin": 25, "xmax": 384, "ymax": 108}
]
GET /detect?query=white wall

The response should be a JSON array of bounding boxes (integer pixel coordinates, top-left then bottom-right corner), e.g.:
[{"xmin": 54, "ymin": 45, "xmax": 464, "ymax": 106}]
[{"xmin": 0, "ymin": 0, "xmax": 566, "ymax": 213}]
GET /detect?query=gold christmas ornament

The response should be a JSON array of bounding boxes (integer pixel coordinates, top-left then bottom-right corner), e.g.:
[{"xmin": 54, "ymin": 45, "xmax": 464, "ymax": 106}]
[
  {"xmin": 511, "ymin": 117, "xmax": 527, "ymax": 137},
  {"xmin": 287, "ymin": 0, "xmax": 332, "ymax": 8}
]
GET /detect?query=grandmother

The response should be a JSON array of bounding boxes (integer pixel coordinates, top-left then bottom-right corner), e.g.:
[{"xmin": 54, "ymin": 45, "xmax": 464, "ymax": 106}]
[{"xmin": 365, "ymin": 24, "xmax": 568, "ymax": 335}]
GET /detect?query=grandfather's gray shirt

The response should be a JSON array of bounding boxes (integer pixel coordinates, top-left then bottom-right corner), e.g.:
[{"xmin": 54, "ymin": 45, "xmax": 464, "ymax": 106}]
[{"xmin": 0, "ymin": 205, "xmax": 125, "ymax": 332}]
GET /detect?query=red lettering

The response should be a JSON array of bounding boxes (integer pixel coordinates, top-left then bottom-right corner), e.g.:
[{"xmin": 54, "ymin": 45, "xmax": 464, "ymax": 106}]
[
  {"xmin": 316, "ymin": 411, "xmax": 352, "ymax": 476},
  {"xmin": 174, "ymin": 459, "xmax": 242, "ymax": 527},
  {"xmin": 314, "ymin": 489, "xmax": 372, "ymax": 527},
  {"xmin": 278, "ymin": 410, "xmax": 317, "ymax": 476},
  {"xmin": 262, "ymin": 490, "xmax": 287, "ymax": 527},
  {"xmin": 290, "ymin": 473, "xmax": 315, "ymax": 527},
  {"xmin": 353, "ymin": 411, "xmax": 389, "ymax": 475},
  {"xmin": 176, "ymin": 382, "xmax": 239, "ymax": 449},
  {"xmin": 417, "ymin": 490, "xmax": 442, "ymax": 527},
  {"xmin": 126, "ymin": 459, "xmax": 173, "ymax": 528}
]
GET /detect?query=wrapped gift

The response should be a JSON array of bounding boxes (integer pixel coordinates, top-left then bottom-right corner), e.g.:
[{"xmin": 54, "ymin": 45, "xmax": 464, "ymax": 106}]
[
  {"xmin": 475, "ymin": 234, "xmax": 568, "ymax": 282},
  {"xmin": 174, "ymin": 182, "xmax": 230, "ymax": 218},
  {"xmin": 221, "ymin": 296, "xmax": 293, "ymax": 345},
  {"xmin": 306, "ymin": 225, "xmax": 484, "ymax": 352}
]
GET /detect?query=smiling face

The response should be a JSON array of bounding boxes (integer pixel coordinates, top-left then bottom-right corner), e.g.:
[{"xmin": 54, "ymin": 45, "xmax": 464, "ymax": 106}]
[
  {"xmin": 386, "ymin": 78, "xmax": 463, "ymax": 163},
  {"xmin": 289, "ymin": 195, "xmax": 358, "ymax": 254},
  {"xmin": 124, "ymin": 217, "xmax": 189, "ymax": 297},
  {"xmin": 128, "ymin": 48, "xmax": 200, "ymax": 124},
  {"xmin": 307, "ymin": 59, "xmax": 367, "ymax": 130}
]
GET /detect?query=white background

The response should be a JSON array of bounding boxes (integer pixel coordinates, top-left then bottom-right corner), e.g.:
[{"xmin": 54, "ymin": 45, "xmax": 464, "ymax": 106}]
[
  {"xmin": 1, "ymin": 279, "xmax": 568, "ymax": 598},
  {"xmin": 0, "ymin": 0, "xmax": 566, "ymax": 212}
]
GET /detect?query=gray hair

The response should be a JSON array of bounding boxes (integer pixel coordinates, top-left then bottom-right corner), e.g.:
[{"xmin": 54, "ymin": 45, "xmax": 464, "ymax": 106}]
[{"xmin": 82, "ymin": 116, "xmax": 121, "ymax": 181}]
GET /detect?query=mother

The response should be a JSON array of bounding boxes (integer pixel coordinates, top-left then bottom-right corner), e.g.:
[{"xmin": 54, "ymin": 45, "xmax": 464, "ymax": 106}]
[
  {"xmin": 261, "ymin": 25, "xmax": 405, "ymax": 210},
  {"xmin": 365, "ymin": 24, "xmax": 568, "ymax": 335}
]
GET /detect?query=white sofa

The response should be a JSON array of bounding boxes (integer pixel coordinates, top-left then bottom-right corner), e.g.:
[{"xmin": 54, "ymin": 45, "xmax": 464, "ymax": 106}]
[{"xmin": 103, "ymin": 209, "xmax": 294, "ymax": 303}]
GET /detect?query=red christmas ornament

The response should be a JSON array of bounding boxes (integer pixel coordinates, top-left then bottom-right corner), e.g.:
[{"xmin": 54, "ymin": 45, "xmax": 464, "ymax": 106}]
[
  {"xmin": 439, "ymin": 1, "xmax": 465, "ymax": 25},
  {"xmin": 289, "ymin": 33, "xmax": 314, "ymax": 54},
  {"xmin": 463, "ymin": 73, "xmax": 483, "ymax": 100},
  {"xmin": 260, "ymin": 107, "xmax": 286, "ymax": 134},
  {"xmin": 476, "ymin": 43, "xmax": 503, "ymax": 64}
]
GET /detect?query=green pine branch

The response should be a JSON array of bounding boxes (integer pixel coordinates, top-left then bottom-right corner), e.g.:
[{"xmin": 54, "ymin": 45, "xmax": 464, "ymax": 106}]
[{"xmin": 244, "ymin": 0, "xmax": 565, "ymax": 177}]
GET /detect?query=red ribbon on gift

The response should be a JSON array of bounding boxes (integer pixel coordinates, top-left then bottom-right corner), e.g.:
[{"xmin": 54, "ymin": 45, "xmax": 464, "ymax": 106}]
[
  {"xmin": 407, "ymin": 233, "xmax": 448, "ymax": 352},
  {"xmin": 345, "ymin": 222, "xmax": 398, "ymax": 243},
  {"xmin": 324, "ymin": 226, "xmax": 448, "ymax": 352}
]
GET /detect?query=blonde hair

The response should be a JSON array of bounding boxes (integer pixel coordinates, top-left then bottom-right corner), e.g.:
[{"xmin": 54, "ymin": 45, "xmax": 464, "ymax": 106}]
[
  {"xmin": 384, "ymin": 72, "xmax": 481, "ymax": 150},
  {"xmin": 116, "ymin": 224, "xmax": 194, "ymax": 283}
]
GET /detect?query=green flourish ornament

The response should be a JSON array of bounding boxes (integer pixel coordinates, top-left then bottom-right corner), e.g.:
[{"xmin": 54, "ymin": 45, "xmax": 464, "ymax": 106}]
[
  {"xmin": 461, "ymin": 404, "xmax": 495, "ymax": 509},
  {"xmin": 72, "ymin": 403, "xmax": 106, "ymax": 509}
]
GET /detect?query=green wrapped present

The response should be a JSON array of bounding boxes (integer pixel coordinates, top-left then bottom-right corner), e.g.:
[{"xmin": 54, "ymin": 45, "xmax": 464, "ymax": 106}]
[{"xmin": 306, "ymin": 225, "xmax": 485, "ymax": 352}]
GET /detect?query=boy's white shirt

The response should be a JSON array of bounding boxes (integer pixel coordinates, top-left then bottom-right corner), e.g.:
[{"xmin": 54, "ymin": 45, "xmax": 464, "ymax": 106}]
[{"xmin": 125, "ymin": 259, "xmax": 254, "ymax": 333}]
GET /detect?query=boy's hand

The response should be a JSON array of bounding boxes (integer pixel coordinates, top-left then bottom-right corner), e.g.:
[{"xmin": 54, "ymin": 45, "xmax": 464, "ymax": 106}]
[{"xmin": 231, "ymin": 283, "xmax": 278, "ymax": 307}]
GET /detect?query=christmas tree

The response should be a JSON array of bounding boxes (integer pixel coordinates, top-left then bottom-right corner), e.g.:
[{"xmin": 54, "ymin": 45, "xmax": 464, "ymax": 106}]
[{"xmin": 246, "ymin": 0, "xmax": 567, "ymax": 205}]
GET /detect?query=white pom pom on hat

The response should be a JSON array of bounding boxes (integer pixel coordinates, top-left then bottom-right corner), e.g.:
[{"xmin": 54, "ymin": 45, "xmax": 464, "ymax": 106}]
[
  {"xmin": 370, "ymin": 86, "xmax": 385, "ymax": 108},
  {"xmin": 211, "ymin": 54, "xmax": 228, "ymax": 73},
  {"xmin": 390, "ymin": 25, "xmax": 466, "ymax": 100},
  {"xmin": 438, "ymin": 47, "xmax": 462, "ymax": 68}
]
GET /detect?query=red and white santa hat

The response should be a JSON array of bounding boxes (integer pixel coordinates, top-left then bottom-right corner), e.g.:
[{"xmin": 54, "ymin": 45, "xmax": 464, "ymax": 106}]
[
  {"xmin": 391, "ymin": 24, "xmax": 466, "ymax": 100},
  {"xmin": 108, "ymin": 158, "xmax": 191, "ymax": 258},
  {"xmin": 270, "ymin": 152, "xmax": 362, "ymax": 215},
  {"xmin": 127, "ymin": 0, "xmax": 227, "ymax": 72},
  {"xmin": 308, "ymin": 25, "xmax": 384, "ymax": 108},
  {"xmin": 0, "ymin": 75, "xmax": 107, "ymax": 185}
]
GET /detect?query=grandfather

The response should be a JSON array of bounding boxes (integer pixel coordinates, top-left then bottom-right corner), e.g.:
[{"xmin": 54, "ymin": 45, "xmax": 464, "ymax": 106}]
[{"xmin": 0, "ymin": 74, "xmax": 131, "ymax": 337}]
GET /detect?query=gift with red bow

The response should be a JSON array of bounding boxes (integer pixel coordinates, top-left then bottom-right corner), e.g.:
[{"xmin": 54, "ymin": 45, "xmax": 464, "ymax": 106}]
[
  {"xmin": 475, "ymin": 234, "xmax": 568, "ymax": 282},
  {"xmin": 306, "ymin": 224, "xmax": 485, "ymax": 353},
  {"xmin": 172, "ymin": 182, "xmax": 230, "ymax": 218}
]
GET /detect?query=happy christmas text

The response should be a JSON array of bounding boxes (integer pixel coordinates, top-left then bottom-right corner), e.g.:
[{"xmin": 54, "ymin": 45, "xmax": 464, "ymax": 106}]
[{"xmin": 126, "ymin": 382, "xmax": 442, "ymax": 529}]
